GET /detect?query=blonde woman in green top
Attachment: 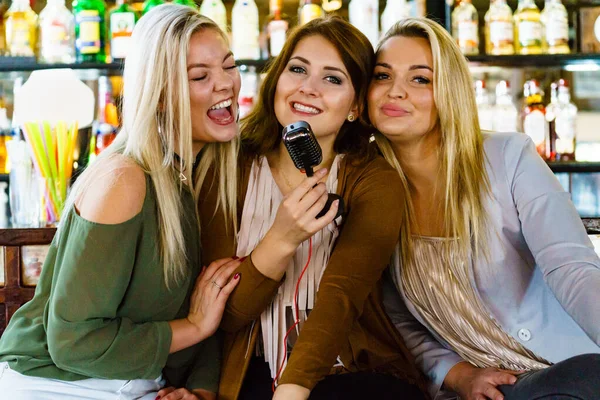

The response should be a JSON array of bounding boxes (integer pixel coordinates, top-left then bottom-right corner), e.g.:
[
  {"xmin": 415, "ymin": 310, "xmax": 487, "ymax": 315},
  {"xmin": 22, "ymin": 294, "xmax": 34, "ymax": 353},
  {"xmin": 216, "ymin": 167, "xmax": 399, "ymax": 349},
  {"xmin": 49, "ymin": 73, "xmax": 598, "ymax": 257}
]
[{"xmin": 0, "ymin": 5, "xmax": 242, "ymax": 400}]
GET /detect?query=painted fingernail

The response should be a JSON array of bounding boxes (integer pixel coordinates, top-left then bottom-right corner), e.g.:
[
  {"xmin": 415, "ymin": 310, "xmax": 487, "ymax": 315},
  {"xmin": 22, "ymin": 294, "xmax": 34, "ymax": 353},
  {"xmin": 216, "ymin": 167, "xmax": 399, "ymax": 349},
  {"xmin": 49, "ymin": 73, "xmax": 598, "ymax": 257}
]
[
  {"xmin": 234, "ymin": 273, "xmax": 241, "ymax": 279},
  {"xmin": 155, "ymin": 397, "xmax": 160, "ymax": 400},
  {"xmin": 232, "ymin": 256, "xmax": 239, "ymax": 260},
  {"xmin": 239, "ymin": 256, "xmax": 247, "ymax": 262}
]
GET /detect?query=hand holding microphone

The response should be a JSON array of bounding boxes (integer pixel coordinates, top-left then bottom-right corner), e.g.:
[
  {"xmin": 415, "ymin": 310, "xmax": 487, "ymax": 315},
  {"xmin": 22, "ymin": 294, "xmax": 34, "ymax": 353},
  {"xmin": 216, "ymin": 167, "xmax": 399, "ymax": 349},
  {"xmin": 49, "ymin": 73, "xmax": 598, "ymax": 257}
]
[
  {"xmin": 282, "ymin": 121, "xmax": 344, "ymax": 220},
  {"xmin": 249, "ymin": 121, "xmax": 342, "ymax": 281}
]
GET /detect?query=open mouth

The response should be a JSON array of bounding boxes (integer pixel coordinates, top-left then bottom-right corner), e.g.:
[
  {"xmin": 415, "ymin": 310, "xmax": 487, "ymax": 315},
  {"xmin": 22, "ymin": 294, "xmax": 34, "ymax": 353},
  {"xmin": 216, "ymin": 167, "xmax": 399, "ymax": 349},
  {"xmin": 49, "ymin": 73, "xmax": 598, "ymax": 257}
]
[
  {"xmin": 207, "ymin": 98, "xmax": 234, "ymax": 125},
  {"xmin": 291, "ymin": 102, "xmax": 322, "ymax": 116}
]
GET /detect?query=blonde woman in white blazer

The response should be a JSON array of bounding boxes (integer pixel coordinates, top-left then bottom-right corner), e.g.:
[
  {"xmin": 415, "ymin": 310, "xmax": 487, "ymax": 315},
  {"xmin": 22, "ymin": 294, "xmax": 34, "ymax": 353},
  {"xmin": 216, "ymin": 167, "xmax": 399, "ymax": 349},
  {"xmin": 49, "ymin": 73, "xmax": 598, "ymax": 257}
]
[{"xmin": 368, "ymin": 17, "xmax": 600, "ymax": 400}]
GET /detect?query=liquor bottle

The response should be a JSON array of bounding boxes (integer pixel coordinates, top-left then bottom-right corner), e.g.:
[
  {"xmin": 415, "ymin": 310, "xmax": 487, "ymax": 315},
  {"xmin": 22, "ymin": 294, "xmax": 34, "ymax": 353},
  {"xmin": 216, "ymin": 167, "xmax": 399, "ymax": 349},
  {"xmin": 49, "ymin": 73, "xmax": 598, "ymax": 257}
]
[
  {"xmin": 475, "ymin": 80, "xmax": 494, "ymax": 131},
  {"xmin": 0, "ymin": 107, "xmax": 11, "ymax": 174},
  {"xmin": 484, "ymin": 0, "xmax": 514, "ymax": 55},
  {"xmin": 10, "ymin": 77, "xmax": 23, "ymax": 140},
  {"xmin": 452, "ymin": 0, "xmax": 479, "ymax": 55},
  {"xmin": 142, "ymin": 0, "xmax": 164, "ymax": 15},
  {"xmin": 0, "ymin": 86, "xmax": 11, "ymax": 175},
  {"xmin": 238, "ymin": 65, "xmax": 257, "ymax": 118},
  {"xmin": 381, "ymin": 0, "xmax": 409, "ymax": 38},
  {"xmin": 39, "ymin": 0, "xmax": 76, "ymax": 63},
  {"xmin": 4, "ymin": 0, "xmax": 38, "ymax": 57},
  {"xmin": 232, "ymin": 0, "xmax": 260, "ymax": 60},
  {"xmin": 545, "ymin": 81, "xmax": 559, "ymax": 160},
  {"xmin": 173, "ymin": 0, "xmax": 197, "ymax": 9},
  {"xmin": 514, "ymin": 0, "xmax": 542, "ymax": 55},
  {"xmin": 540, "ymin": 0, "xmax": 569, "ymax": 54},
  {"xmin": 93, "ymin": 76, "xmax": 119, "ymax": 155},
  {"xmin": 73, "ymin": 0, "xmax": 107, "ymax": 63},
  {"xmin": 109, "ymin": 0, "xmax": 137, "ymax": 60},
  {"xmin": 264, "ymin": 0, "xmax": 289, "ymax": 58},
  {"xmin": 492, "ymin": 80, "xmax": 518, "ymax": 132},
  {"xmin": 522, "ymin": 79, "xmax": 547, "ymax": 158},
  {"xmin": 199, "ymin": 0, "xmax": 227, "ymax": 34},
  {"xmin": 0, "ymin": 2, "xmax": 9, "ymax": 55},
  {"xmin": 298, "ymin": 0, "xmax": 323, "ymax": 27},
  {"xmin": 546, "ymin": 79, "xmax": 576, "ymax": 161},
  {"xmin": 349, "ymin": 0, "xmax": 379, "ymax": 48}
]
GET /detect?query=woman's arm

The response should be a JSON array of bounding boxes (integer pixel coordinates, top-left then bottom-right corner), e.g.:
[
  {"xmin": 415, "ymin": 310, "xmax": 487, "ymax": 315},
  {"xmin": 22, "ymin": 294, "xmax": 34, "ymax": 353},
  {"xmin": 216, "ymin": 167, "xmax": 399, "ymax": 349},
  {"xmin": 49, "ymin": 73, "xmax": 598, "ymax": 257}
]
[
  {"xmin": 275, "ymin": 159, "xmax": 404, "ymax": 391},
  {"xmin": 46, "ymin": 158, "xmax": 239, "ymax": 379},
  {"xmin": 382, "ymin": 275, "xmax": 464, "ymax": 399},
  {"xmin": 506, "ymin": 134, "xmax": 600, "ymax": 346}
]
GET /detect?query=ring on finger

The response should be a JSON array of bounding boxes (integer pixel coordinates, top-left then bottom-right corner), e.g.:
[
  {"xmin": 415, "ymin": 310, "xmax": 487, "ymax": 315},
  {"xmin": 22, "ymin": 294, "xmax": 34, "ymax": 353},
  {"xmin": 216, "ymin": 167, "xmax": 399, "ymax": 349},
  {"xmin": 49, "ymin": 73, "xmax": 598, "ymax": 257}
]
[{"xmin": 211, "ymin": 280, "xmax": 223, "ymax": 290}]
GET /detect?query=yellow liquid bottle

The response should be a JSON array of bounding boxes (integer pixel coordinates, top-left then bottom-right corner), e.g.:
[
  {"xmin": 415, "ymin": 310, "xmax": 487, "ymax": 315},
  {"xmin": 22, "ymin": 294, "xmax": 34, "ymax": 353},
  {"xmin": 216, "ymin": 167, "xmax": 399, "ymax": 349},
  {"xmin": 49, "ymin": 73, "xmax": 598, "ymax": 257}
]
[
  {"xmin": 541, "ymin": 0, "xmax": 570, "ymax": 54},
  {"xmin": 514, "ymin": 0, "xmax": 542, "ymax": 55},
  {"xmin": 4, "ymin": 0, "xmax": 38, "ymax": 57},
  {"xmin": 485, "ymin": 0, "xmax": 514, "ymax": 55},
  {"xmin": 298, "ymin": 0, "xmax": 323, "ymax": 26}
]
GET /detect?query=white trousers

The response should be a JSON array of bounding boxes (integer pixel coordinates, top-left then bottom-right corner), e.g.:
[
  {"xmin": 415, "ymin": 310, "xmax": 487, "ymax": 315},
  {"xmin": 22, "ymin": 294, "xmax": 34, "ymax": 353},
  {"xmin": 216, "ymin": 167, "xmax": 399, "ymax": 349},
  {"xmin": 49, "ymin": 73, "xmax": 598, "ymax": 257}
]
[{"xmin": 0, "ymin": 362, "xmax": 165, "ymax": 400}]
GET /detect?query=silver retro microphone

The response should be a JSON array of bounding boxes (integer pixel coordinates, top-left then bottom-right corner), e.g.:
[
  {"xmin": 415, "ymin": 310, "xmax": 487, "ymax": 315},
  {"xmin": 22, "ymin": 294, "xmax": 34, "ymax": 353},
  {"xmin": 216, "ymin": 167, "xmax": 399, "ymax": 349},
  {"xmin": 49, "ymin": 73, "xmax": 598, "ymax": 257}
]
[{"xmin": 282, "ymin": 121, "xmax": 344, "ymax": 219}]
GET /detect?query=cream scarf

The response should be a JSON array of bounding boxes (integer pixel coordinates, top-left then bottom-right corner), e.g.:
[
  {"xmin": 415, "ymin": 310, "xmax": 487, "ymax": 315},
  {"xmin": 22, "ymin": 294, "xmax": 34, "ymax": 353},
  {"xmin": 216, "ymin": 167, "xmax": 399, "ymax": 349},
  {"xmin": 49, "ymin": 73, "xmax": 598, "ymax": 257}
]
[{"xmin": 236, "ymin": 155, "xmax": 343, "ymax": 378}]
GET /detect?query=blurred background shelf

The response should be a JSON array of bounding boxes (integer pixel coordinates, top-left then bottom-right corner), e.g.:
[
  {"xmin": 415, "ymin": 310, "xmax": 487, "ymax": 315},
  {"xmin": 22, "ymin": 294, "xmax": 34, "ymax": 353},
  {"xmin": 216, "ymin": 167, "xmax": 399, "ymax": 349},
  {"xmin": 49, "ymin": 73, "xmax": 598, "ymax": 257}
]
[
  {"xmin": 548, "ymin": 161, "xmax": 600, "ymax": 173},
  {"xmin": 467, "ymin": 54, "xmax": 600, "ymax": 69},
  {"xmin": 0, "ymin": 58, "xmax": 273, "ymax": 73}
]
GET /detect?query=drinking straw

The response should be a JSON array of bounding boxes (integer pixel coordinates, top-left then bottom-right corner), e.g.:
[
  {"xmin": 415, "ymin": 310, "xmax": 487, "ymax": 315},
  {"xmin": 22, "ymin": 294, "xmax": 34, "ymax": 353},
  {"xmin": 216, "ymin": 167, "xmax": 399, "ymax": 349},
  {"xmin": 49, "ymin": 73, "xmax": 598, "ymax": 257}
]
[
  {"xmin": 21, "ymin": 120, "xmax": 80, "ymax": 222},
  {"xmin": 55, "ymin": 121, "xmax": 68, "ymax": 203},
  {"xmin": 23, "ymin": 122, "xmax": 61, "ymax": 217},
  {"xmin": 42, "ymin": 121, "xmax": 58, "ymax": 184},
  {"xmin": 66, "ymin": 121, "xmax": 79, "ymax": 180}
]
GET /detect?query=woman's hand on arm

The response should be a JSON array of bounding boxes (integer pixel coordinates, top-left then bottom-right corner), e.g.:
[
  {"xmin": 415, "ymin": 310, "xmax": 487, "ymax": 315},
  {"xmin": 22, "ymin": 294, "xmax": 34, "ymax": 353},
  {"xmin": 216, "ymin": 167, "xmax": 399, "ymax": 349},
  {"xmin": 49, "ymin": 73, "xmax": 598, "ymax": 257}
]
[
  {"xmin": 443, "ymin": 361, "xmax": 518, "ymax": 400},
  {"xmin": 169, "ymin": 257, "xmax": 241, "ymax": 353},
  {"xmin": 251, "ymin": 167, "xmax": 339, "ymax": 281}
]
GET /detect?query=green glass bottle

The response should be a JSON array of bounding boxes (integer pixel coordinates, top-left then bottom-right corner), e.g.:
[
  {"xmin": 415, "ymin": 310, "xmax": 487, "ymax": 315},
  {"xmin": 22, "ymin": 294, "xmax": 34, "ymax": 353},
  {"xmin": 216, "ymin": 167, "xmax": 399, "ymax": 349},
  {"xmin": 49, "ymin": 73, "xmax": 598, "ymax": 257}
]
[
  {"xmin": 142, "ymin": 0, "xmax": 164, "ymax": 15},
  {"xmin": 73, "ymin": 0, "xmax": 106, "ymax": 62},
  {"xmin": 109, "ymin": 0, "xmax": 137, "ymax": 60},
  {"xmin": 172, "ymin": 0, "xmax": 197, "ymax": 9}
]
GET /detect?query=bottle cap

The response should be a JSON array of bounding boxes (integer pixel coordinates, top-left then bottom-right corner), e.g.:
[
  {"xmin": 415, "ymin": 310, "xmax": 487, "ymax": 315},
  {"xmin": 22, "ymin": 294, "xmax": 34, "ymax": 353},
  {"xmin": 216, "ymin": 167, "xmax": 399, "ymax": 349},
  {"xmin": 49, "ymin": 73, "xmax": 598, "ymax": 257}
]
[{"xmin": 495, "ymin": 80, "xmax": 509, "ymax": 96}]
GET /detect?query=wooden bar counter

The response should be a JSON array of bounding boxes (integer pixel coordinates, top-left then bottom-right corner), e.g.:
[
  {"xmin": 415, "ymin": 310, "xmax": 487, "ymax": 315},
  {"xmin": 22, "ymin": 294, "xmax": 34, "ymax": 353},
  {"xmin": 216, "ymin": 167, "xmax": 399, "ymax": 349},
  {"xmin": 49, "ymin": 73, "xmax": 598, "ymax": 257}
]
[{"xmin": 0, "ymin": 219, "xmax": 598, "ymax": 335}]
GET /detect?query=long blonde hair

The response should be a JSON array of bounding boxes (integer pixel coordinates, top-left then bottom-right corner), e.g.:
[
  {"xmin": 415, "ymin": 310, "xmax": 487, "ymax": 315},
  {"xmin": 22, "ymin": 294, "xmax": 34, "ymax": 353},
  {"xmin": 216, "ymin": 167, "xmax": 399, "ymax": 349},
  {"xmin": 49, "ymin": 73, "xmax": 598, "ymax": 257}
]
[
  {"xmin": 61, "ymin": 4, "xmax": 238, "ymax": 287},
  {"xmin": 373, "ymin": 17, "xmax": 490, "ymax": 266}
]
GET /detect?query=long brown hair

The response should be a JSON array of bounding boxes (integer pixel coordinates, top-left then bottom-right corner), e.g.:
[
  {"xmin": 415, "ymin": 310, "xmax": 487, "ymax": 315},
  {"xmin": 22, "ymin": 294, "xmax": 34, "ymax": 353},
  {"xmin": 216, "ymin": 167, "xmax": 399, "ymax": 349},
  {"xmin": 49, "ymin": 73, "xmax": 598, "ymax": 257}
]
[{"xmin": 241, "ymin": 16, "xmax": 375, "ymax": 162}]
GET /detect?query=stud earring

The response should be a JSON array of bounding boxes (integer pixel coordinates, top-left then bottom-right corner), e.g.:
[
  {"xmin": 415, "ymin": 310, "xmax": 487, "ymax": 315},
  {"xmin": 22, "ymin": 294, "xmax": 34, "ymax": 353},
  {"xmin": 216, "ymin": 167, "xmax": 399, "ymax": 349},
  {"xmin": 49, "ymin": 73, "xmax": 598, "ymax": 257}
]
[{"xmin": 347, "ymin": 114, "xmax": 355, "ymax": 122}]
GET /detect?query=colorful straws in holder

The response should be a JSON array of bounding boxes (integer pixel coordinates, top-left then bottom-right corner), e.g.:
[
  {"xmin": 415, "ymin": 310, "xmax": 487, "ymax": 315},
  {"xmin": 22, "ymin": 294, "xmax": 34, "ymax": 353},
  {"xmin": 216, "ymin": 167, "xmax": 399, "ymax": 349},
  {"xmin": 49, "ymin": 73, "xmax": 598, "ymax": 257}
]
[{"xmin": 22, "ymin": 121, "xmax": 79, "ymax": 224}]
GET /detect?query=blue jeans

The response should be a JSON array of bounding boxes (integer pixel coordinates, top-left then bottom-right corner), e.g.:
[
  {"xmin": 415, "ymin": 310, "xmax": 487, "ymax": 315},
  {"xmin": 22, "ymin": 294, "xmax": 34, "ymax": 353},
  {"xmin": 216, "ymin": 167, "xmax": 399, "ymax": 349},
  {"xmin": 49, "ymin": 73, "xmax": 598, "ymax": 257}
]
[{"xmin": 499, "ymin": 354, "xmax": 600, "ymax": 400}]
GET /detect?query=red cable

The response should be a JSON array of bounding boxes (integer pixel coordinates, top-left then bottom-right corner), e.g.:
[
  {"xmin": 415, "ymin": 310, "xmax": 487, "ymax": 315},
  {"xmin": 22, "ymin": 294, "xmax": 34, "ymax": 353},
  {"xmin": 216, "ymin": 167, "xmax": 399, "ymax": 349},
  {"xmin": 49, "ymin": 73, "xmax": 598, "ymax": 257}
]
[{"xmin": 272, "ymin": 237, "xmax": 313, "ymax": 392}]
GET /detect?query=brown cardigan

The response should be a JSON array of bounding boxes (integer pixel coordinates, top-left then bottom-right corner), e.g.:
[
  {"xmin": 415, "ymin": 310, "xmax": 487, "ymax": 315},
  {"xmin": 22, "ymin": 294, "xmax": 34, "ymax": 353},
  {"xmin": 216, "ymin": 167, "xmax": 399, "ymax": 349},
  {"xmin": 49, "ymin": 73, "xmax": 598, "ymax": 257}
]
[{"xmin": 198, "ymin": 152, "xmax": 428, "ymax": 399}]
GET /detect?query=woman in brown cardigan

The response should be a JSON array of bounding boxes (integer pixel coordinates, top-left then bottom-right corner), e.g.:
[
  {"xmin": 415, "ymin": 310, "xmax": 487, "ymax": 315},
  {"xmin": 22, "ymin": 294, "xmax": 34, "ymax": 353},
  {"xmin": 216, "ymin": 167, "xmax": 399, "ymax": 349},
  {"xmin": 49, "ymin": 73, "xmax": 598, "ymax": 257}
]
[{"xmin": 198, "ymin": 17, "xmax": 427, "ymax": 400}]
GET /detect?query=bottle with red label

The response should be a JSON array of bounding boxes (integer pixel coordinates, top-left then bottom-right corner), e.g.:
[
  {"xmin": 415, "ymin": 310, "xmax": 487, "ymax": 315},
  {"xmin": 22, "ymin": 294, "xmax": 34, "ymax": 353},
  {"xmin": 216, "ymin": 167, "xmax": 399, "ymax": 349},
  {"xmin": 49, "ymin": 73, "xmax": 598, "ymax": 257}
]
[
  {"xmin": 264, "ymin": 0, "xmax": 289, "ymax": 58},
  {"xmin": 546, "ymin": 79, "xmax": 576, "ymax": 161},
  {"xmin": 93, "ymin": 76, "xmax": 119, "ymax": 155},
  {"xmin": 238, "ymin": 66, "xmax": 257, "ymax": 119},
  {"xmin": 522, "ymin": 79, "xmax": 548, "ymax": 159}
]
